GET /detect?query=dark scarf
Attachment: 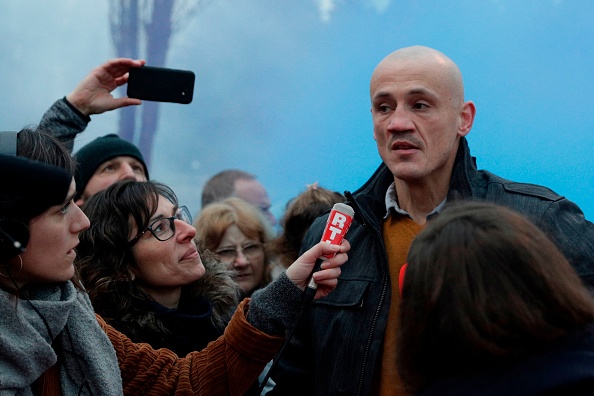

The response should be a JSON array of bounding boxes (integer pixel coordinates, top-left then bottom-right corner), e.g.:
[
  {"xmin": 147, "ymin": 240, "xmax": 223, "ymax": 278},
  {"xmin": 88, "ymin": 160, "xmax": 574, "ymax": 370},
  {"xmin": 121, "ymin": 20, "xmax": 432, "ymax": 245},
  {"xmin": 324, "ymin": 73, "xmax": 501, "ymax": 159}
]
[{"xmin": 136, "ymin": 293, "xmax": 222, "ymax": 356}]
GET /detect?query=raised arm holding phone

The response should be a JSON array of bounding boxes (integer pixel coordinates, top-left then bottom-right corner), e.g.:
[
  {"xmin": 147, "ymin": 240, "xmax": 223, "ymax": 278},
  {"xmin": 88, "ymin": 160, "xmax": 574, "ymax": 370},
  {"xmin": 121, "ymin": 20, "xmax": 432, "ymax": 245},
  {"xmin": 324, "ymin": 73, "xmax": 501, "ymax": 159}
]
[{"xmin": 38, "ymin": 58, "xmax": 146, "ymax": 152}]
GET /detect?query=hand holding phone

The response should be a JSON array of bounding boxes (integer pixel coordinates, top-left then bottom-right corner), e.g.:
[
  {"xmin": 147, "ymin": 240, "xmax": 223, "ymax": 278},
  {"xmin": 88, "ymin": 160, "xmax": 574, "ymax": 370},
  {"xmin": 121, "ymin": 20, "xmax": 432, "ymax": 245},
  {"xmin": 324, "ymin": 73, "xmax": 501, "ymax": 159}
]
[{"xmin": 127, "ymin": 66, "xmax": 195, "ymax": 104}]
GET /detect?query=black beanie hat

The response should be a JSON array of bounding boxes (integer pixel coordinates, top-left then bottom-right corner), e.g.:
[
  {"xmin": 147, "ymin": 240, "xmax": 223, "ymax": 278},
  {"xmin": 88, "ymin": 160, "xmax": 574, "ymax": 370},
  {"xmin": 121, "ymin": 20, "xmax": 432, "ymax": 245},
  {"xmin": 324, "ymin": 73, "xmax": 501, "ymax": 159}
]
[
  {"xmin": 0, "ymin": 155, "xmax": 71, "ymax": 259},
  {"xmin": 74, "ymin": 134, "xmax": 149, "ymax": 198}
]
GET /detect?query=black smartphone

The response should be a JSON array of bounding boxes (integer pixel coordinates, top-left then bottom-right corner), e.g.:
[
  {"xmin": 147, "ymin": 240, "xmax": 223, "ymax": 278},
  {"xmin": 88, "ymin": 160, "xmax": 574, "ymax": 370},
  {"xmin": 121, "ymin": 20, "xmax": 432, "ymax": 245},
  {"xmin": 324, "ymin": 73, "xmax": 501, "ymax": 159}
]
[{"xmin": 127, "ymin": 66, "xmax": 195, "ymax": 104}]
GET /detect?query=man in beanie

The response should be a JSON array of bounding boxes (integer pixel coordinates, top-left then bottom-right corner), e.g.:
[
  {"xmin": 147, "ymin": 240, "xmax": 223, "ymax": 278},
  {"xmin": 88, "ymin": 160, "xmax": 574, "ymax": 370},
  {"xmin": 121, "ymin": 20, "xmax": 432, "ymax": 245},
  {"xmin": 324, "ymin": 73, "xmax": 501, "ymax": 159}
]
[
  {"xmin": 36, "ymin": 58, "xmax": 149, "ymax": 205},
  {"xmin": 73, "ymin": 134, "xmax": 148, "ymax": 205}
]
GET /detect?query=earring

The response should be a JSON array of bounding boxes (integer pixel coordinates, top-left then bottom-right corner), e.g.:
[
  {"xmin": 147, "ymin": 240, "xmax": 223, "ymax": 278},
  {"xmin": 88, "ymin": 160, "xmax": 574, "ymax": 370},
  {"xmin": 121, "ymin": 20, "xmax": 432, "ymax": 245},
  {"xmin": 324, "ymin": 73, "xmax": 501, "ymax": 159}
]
[
  {"xmin": 15, "ymin": 255, "xmax": 22, "ymax": 275},
  {"xmin": 0, "ymin": 255, "xmax": 23, "ymax": 277}
]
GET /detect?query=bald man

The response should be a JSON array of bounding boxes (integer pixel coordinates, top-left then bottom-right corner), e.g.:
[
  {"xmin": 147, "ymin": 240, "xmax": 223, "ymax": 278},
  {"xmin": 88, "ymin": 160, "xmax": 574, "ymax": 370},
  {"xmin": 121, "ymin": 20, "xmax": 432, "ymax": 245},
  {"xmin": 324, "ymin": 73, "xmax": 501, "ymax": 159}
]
[
  {"xmin": 201, "ymin": 169, "xmax": 277, "ymax": 227},
  {"xmin": 268, "ymin": 46, "xmax": 594, "ymax": 396}
]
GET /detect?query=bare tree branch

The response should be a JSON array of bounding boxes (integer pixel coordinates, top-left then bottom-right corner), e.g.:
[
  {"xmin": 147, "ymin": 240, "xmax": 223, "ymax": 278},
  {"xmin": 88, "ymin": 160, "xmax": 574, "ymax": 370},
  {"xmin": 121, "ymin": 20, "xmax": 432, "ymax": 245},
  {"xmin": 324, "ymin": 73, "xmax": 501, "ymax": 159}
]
[{"xmin": 109, "ymin": 0, "xmax": 212, "ymax": 166}]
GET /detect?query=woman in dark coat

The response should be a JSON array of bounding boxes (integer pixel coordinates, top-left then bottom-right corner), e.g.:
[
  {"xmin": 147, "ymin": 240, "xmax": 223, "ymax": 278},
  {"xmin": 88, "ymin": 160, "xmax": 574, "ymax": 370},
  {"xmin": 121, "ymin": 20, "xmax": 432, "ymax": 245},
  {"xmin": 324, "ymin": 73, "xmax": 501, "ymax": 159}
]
[
  {"xmin": 76, "ymin": 180, "xmax": 240, "ymax": 355},
  {"xmin": 398, "ymin": 201, "xmax": 594, "ymax": 395}
]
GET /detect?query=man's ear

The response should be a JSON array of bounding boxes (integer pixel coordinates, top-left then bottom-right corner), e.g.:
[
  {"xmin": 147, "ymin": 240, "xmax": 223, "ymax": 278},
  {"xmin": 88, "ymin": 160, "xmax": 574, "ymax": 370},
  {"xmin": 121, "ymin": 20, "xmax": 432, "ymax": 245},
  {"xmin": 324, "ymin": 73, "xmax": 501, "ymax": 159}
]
[{"xmin": 458, "ymin": 100, "xmax": 476, "ymax": 137}]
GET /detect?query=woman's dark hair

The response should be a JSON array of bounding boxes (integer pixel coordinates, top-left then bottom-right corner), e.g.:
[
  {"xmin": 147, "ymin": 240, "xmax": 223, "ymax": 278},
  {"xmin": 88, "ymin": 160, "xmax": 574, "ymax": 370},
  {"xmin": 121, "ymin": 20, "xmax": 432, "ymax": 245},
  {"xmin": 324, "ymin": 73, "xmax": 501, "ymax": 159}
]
[
  {"xmin": 397, "ymin": 201, "xmax": 594, "ymax": 393},
  {"xmin": 76, "ymin": 179, "xmax": 179, "ymax": 336},
  {"xmin": 17, "ymin": 127, "xmax": 76, "ymax": 178},
  {"xmin": 268, "ymin": 185, "xmax": 344, "ymax": 268}
]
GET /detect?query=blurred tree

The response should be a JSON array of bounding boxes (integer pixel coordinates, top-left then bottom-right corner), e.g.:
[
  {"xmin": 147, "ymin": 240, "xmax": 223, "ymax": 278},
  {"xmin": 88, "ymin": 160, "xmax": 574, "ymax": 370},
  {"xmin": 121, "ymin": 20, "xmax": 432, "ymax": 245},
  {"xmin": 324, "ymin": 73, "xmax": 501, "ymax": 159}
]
[{"xmin": 109, "ymin": 0, "xmax": 210, "ymax": 166}]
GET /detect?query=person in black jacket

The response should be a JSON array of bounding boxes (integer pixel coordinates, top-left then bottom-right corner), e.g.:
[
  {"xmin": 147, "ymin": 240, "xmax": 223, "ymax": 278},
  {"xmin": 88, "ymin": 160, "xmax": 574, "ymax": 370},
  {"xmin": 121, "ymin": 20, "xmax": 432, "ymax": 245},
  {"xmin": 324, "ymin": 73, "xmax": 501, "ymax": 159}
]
[
  {"xmin": 398, "ymin": 201, "xmax": 594, "ymax": 395},
  {"xmin": 268, "ymin": 45, "xmax": 594, "ymax": 396}
]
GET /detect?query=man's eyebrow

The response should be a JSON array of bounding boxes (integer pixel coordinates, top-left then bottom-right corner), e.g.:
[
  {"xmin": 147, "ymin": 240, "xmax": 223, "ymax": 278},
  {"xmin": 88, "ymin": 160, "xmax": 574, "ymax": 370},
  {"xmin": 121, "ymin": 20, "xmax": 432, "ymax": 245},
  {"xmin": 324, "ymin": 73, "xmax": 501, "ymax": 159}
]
[
  {"xmin": 408, "ymin": 87, "xmax": 436, "ymax": 97},
  {"xmin": 373, "ymin": 87, "xmax": 437, "ymax": 100},
  {"xmin": 372, "ymin": 91, "xmax": 392, "ymax": 100}
]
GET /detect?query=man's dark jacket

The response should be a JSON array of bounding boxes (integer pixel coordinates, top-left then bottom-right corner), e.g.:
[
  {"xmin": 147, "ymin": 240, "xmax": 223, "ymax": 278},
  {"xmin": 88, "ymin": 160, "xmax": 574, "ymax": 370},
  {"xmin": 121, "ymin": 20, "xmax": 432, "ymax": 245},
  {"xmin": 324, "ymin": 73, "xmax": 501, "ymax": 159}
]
[{"xmin": 269, "ymin": 137, "xmax": 594, "ymax": 396}]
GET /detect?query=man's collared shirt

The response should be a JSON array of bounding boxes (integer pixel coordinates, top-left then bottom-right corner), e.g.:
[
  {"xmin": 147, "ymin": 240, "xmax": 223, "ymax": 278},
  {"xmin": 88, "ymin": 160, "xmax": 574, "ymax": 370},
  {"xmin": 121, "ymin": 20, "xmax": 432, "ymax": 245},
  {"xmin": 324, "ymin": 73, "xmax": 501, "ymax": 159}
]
[{"xmin": 383, "ymin": 182, "xmax": 446, "ymax": 221}]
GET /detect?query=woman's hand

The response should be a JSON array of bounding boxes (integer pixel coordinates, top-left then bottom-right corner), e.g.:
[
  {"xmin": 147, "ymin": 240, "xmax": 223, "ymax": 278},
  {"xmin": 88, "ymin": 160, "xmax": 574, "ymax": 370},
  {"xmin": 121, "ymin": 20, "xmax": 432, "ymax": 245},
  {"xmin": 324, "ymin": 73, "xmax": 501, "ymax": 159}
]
[
  {"xmin": 65, "ymin": 58, "xmax": 146, "ymax": 116},
  {"xmin": 285, "ymin": 240, "xmax": 350, "ymax": 299}
]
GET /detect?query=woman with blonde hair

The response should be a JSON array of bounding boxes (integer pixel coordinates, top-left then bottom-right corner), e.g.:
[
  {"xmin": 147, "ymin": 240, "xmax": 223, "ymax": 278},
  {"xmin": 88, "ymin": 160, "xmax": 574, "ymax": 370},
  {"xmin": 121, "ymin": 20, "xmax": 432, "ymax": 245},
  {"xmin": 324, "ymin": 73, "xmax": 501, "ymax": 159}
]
[{"xmin": 195, "ymin": 197, "xmax": 274, "ymax": 297}]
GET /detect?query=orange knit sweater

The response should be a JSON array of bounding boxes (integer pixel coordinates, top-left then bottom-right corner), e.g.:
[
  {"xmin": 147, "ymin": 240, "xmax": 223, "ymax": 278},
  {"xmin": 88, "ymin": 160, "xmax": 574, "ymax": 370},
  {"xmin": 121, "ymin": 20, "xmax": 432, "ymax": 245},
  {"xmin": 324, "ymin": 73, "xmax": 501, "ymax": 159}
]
[
  {"xmin": 378, "ymin": 215, "xmax": 424, "ymax": 396},
  {"xmin": 33, "ymin": 299, "xmax": 283, "ymax": 396}
]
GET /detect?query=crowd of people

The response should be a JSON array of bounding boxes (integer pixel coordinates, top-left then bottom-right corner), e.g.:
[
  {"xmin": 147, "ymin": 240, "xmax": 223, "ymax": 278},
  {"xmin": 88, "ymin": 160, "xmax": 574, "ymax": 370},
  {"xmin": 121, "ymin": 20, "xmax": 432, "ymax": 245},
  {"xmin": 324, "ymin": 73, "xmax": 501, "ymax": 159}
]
[{"xmin": 1, "ymin": 45, "xmax": 594, "ymax": 395}]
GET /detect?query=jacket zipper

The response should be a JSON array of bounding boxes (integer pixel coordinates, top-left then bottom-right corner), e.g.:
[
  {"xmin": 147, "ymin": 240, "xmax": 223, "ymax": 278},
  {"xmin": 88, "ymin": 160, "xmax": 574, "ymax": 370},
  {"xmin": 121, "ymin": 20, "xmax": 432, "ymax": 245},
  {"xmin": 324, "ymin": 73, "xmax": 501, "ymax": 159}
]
[
  {"xmin": 357, "ymin": 271, "xmax": 388, "ymax": 395},
  {"xmin": 346, "ymin": 191, "xmax": 389, "ymax": 396}
]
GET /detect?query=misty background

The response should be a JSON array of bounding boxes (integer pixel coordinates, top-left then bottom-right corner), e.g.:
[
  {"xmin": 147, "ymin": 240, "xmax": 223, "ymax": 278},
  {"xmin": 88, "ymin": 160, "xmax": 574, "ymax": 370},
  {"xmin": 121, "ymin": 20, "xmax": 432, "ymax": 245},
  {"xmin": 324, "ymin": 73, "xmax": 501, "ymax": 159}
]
[{"xmin": 1, "ymin": 0, "xmax": 593, "ymax": 222}]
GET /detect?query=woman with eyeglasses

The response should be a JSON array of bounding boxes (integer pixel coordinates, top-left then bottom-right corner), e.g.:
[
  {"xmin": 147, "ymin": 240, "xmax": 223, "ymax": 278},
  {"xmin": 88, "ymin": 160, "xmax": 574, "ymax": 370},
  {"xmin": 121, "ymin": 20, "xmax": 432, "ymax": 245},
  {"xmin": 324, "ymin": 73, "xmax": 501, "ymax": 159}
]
[
  {"xmin": 194, "ymin": 197, "xmax": 274, "ymax": 297},
  {"xmin": 76, "ymin": 180, "xmax": 240, "ymax": 356},
  {"xmin": 1, "ymin": 129, "xmax": 350, "ymax": 395}
]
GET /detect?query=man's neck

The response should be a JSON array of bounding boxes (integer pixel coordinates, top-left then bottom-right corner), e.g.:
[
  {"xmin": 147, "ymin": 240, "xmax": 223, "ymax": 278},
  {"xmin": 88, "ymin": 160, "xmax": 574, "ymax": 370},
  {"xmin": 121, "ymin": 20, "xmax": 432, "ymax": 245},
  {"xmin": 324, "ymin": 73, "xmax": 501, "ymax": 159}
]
[{"xmin": 394, "ymin": 177, "xmax": 449, "ymax": 225}]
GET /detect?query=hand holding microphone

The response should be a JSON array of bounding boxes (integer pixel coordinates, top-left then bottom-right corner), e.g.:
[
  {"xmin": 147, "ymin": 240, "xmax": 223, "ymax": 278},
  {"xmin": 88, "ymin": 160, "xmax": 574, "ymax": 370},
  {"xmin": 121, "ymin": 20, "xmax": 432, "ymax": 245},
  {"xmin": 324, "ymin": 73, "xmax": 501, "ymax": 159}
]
[
  {"xmin": 285, "ymin": 238, "xmax": 350, "ymax": 299},
  {"xmin": 285, "ymin": 203, "xmax": 354, "ymax": 304}
]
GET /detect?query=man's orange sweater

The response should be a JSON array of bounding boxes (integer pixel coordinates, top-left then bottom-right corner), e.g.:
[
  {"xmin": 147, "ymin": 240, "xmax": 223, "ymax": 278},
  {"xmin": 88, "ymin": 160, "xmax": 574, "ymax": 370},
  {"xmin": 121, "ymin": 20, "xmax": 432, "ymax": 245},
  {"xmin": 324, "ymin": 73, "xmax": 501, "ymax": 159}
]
[{"xmin": 378, "ymin": 215, "xmax": 424, "ymax": 396}]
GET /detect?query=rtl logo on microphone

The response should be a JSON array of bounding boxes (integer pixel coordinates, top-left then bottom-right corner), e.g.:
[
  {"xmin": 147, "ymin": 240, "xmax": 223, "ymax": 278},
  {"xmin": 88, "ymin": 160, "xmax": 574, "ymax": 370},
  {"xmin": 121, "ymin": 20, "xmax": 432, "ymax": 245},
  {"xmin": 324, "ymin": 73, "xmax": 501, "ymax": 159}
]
[{"xmin": 320, "ymin": 204, "xmax": 354, "ymax": 259}]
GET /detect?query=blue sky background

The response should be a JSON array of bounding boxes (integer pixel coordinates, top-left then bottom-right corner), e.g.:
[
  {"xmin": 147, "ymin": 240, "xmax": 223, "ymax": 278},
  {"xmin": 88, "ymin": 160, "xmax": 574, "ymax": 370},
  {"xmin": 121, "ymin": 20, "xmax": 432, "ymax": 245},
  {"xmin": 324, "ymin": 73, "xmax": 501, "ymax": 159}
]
[{"xmin": 1, "ymin": 0, "xmax": 592, "ymax": 222}]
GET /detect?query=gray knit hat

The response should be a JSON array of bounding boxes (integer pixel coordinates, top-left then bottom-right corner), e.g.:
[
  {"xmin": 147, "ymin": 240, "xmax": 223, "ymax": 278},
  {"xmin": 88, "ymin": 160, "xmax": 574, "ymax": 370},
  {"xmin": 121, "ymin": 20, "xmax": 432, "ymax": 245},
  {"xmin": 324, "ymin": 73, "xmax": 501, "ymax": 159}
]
[{"xmin": 74, "ymin": 134, "xmax": 148, "ymax": 198}]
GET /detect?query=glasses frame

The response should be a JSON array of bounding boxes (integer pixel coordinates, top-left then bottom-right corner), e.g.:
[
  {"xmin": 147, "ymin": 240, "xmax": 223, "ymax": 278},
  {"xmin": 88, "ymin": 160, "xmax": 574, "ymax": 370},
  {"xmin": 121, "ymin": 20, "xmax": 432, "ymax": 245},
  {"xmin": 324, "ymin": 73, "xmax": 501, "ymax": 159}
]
[
  {"xmin": 128, "ymin": 206, "xmax": 192, "ymax": 247},
  {"xmin": 215, "ymin": 241, "xmax": 264, "ymax": 263}
]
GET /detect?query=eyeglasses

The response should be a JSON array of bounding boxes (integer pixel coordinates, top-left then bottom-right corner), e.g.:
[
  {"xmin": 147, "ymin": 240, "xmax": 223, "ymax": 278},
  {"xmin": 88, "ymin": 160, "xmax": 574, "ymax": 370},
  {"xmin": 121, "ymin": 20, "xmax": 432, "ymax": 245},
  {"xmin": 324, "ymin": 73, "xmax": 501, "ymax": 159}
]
[
  {"xmin": 128, "ymin": 206, "xmax": 192, "ymax": 246},
  {"xmin": 215, "ymin": 242, "xmax": 264, "ymax": 263}
]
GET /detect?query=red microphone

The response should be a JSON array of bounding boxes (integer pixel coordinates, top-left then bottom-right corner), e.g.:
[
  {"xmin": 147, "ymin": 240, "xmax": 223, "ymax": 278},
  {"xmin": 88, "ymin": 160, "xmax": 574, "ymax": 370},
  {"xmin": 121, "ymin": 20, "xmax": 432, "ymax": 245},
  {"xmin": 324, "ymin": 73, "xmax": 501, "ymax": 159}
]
[
  {"xmin": 319, "ymin": 203, "xmax": 354, "ymax": 257},
  {"xmin": 306, "ymin": 202, "xmax": 354, "ymax": 291}
]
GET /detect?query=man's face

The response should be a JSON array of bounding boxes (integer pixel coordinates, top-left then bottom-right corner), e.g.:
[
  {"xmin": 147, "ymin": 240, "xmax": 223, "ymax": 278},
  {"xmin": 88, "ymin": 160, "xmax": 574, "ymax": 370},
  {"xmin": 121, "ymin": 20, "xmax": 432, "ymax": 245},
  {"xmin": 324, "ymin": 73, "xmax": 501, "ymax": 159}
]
[
  {"xmin": 78, "ymin": 156, "xmax": 146, "ymax": 205},
  {"xmin": 233, "ymin": 178, "xmax": 277, "ymax": 227},
  {"xmin": 370, "ymin": 56, "xmax": 472, "ymax": 186}
]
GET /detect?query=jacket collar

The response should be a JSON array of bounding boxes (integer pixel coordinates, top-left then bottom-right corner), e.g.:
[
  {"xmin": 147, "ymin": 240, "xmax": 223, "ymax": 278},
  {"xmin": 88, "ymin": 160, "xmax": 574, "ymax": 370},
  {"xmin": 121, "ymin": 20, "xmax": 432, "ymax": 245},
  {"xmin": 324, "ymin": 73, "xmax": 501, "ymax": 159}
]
[
  {"xmin": 351, "ymin": 136, "xmax": 478, "ymax": 214},
  {"xmin": 447, "ymin": 136, "xmax": 478, "ymax": 200}
]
